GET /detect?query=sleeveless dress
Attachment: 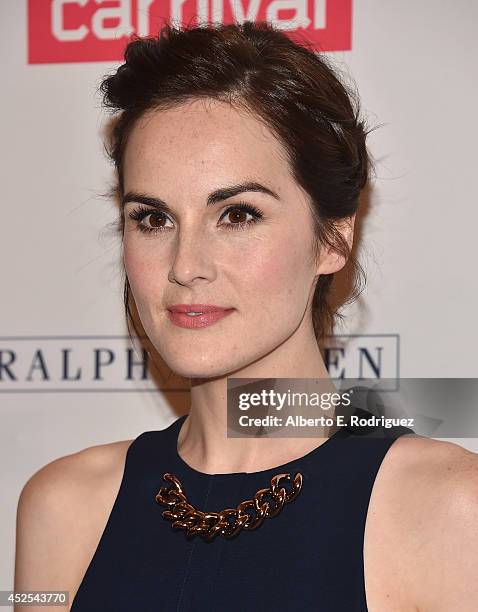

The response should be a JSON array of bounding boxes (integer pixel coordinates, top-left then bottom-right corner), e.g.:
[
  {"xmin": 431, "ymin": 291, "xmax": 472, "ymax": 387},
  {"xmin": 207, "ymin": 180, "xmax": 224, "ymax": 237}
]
[{"xmin": 70, "ymin": 411, "xmax": 415, "ymax": 611}]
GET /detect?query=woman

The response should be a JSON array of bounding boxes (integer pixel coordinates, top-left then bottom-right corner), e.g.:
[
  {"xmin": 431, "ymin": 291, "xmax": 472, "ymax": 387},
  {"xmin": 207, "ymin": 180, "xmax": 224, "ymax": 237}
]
[{"xmin": 15, "ymin": 21, "xmax": 478, "ymax": 612}]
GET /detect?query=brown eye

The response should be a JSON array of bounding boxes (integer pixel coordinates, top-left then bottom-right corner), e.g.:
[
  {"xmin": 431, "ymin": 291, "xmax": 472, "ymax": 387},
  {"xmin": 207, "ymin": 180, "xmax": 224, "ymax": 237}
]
[
  {"xmin": 227, "ymin": 209, "xmax": 249, "ymax": 224},
  {"xmin": 128, "ymin": 206, "xmax": 172, "ymax": 234},
  {"xmin": 219, "ymin": 203, "xmax": 263, "ymax": 231},
  {"xmin": 147, "ymin": 213, "xmax": 166, "ymax": 229}
]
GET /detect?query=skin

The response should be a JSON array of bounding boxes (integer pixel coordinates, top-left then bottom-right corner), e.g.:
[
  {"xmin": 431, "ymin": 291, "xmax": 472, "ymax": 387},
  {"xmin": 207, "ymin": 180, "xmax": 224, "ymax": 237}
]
[
  {"xmin": 14, "ymin": 99, "xmax": 478, "ymax": 611},
  {"xmin": 122, "ymin": 98, "xmax": 353, "ymax": 473}
]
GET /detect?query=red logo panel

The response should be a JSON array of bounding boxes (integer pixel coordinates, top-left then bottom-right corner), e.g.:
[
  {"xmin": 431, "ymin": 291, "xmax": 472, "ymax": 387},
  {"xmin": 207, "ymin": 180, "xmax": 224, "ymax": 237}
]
[{"xmin": 28, "ymin": 0, "xmax": 352, "ymax": 64}]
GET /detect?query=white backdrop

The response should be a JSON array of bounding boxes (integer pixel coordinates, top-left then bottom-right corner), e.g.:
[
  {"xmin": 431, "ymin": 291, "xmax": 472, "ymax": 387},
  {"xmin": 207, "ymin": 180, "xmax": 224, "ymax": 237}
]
[{"xmin": 1, "ymin": 0, "xmax": 477, "ymax": 594}]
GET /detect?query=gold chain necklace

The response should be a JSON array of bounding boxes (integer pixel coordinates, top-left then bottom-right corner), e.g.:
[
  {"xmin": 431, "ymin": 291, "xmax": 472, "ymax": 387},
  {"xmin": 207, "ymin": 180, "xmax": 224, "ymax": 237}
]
[{"xmin": 155, "ymin": 471, "xmax": 303, "ymax": 541}]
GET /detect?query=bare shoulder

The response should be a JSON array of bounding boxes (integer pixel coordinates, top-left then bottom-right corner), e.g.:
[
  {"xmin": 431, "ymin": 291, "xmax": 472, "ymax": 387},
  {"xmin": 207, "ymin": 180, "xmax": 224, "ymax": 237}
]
[
  {"xmin": 384, "ymin": 431, "xmax": 478, "ymax": 487},
  {"xmin": 385, "ymin": 433, "xmax": 478, "ymax": 519},
  {"xmin": 15, "ymin": 437, "xmax": 135, "ymax": 609},
  {"xmin": 369, "ymin": 433, "xmax": 478, "ymax": 612}
]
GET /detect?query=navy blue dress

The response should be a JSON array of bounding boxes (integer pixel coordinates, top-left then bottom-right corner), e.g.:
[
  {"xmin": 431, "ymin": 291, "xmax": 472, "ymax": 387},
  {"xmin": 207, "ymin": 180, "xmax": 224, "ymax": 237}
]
[{"xmin": 70, "ymin": 412, "xmax": 414, "ymax": 611}]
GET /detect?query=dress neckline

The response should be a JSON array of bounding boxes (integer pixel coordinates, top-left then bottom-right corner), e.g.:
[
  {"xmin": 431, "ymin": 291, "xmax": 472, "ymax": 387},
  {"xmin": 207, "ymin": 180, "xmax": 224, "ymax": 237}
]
[{"xmin": 170, "ymin": 414, "xmax": 349, "ymax": 479}]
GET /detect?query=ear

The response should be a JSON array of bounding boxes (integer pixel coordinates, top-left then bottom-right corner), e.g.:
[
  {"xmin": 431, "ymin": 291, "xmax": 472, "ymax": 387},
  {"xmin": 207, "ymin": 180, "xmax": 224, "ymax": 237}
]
[{"xmin": 316, "ymin": 214, "xmax": 356, "ymax": 275}]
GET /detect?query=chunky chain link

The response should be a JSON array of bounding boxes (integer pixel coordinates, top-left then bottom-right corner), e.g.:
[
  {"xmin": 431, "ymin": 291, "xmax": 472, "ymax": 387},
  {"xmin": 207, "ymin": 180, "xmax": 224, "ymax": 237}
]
[{"xmin": 155, "ymin": 471, "xmax": 303, "ymax": 541}]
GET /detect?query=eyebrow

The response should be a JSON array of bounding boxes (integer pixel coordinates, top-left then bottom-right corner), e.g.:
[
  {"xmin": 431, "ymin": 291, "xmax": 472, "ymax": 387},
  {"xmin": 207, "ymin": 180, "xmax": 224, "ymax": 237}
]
[{"xmin": 121, "ymin": 181, "xmax": 280, "ymax": 211}]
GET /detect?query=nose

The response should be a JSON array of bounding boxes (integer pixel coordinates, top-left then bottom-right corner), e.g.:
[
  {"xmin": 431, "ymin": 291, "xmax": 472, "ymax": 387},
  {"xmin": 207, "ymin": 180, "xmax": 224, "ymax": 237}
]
[{"xmin": 168, "ymin": 225, "xmax": 216, "ymax": 286}]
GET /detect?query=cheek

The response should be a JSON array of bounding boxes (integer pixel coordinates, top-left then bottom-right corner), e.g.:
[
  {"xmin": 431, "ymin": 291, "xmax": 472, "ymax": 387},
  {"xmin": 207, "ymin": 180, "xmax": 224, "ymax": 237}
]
[
  {"xmin": 123, "ymin": 227, "xmax": 314, "ymax": 317},
  {"xmin": 236, "ymin": 240, "xmax": 312, "ymax": 311},
  {"xmin": 122, "ymin": 239, "xmax": 165, "ymax": 307}
]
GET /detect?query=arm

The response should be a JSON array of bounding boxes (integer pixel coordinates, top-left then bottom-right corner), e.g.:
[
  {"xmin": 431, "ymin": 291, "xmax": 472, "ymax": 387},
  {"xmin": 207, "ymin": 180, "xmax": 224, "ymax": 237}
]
[
  {"xmin": 14, "ymin": 454, "xmax": 87, "ymax": 611},
  {"xmin": 412, "ymin": 445, "xmax": 478, "ymax": 612},
  {"xmin": 14, "ymin": 442, "xmax": 127, "ymax": 612}
]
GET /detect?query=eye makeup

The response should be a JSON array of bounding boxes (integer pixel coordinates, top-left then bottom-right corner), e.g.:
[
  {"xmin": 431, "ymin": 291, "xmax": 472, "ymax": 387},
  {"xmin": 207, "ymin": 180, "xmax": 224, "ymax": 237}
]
[{"xmin": 127, "ymin": 202, "xmax": 264, "ymax": 235}]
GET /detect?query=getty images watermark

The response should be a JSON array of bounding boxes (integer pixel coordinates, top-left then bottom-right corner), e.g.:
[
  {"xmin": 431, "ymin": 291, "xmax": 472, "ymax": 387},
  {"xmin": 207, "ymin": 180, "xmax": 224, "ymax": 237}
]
[{"xmin": 226, "ymin": 378, "xmax": 478, "ymax": 439}]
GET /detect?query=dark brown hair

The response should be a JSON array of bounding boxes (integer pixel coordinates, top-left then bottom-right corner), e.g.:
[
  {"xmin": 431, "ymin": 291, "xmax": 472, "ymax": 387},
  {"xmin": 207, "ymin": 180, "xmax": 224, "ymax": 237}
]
[{"xmin": 99, "ymin": 20, "xmax": 375, "ymax": 346}]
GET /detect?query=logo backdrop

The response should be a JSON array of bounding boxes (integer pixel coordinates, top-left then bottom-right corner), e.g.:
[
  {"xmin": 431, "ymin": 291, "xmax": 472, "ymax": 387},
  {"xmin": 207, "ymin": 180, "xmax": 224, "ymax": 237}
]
[{"xmin": 1, "ymin": 0, "xmax": 477, "ymax": 593}]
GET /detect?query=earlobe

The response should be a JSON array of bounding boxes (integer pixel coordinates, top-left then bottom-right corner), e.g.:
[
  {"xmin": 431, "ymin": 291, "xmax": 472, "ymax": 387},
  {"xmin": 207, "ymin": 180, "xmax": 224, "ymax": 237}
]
[
  {"xmin": 316, "ymin": 248, "xmax": 348, "ymax": 275},
  {"xmin": 315, "ymin": 215, "xmax": 356, "ymax": 276}
]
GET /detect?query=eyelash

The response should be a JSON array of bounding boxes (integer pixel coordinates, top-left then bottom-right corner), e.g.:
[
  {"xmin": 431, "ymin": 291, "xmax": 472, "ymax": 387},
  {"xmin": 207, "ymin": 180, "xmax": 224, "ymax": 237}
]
[{"xmin": 127, "ymin": 202, "xmax": 264, "ymax": 235}]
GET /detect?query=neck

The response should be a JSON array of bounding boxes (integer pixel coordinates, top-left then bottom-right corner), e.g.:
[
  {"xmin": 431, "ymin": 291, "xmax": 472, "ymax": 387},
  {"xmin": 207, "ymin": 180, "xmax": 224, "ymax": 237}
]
[{"xmin": 177, "ymin": 323, "xmax": 339, "ymax": 475}]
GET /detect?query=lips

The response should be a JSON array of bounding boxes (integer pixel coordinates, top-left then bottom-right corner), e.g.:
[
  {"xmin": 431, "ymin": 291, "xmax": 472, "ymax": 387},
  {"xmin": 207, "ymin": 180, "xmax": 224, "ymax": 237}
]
[
  {"xmin": 168, "ymin": 304, "xmax": 231, "ymax": 313},
  {"xmin": 167, "ymin": 304, "xmax": 235, "ymax": 329}
]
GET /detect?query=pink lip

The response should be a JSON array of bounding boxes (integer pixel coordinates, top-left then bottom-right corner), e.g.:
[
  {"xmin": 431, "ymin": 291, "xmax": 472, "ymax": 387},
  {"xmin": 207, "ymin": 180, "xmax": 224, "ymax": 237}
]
[
  {"xmin": 168, "ymin": 304, "xmax": 231, "ymax": 313},
  {"xmin": 167, "ymin": 304, "xmax": 235, "ymax": 329}
]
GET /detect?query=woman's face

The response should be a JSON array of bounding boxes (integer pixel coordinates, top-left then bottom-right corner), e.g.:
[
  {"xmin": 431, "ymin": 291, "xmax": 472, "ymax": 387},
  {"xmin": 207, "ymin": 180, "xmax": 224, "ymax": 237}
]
[{"xmin": 122, "ymin": 99, "xmax": 332, "ymax": 378}]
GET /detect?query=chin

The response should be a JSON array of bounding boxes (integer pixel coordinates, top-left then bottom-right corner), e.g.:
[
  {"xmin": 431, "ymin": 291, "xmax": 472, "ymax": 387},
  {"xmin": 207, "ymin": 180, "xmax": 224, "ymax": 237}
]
[
  {"xmin": 168, "ymin": 362, "xmax": 232, "ymax": 380},
  {"xmin": 161, "ymin": 350, "xmax": 250, "ymax": 380}
]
